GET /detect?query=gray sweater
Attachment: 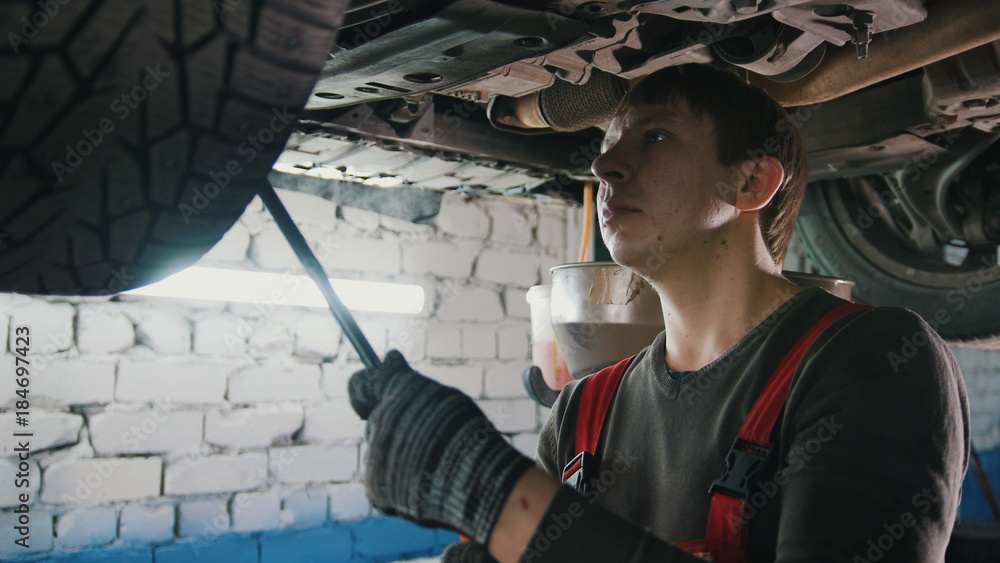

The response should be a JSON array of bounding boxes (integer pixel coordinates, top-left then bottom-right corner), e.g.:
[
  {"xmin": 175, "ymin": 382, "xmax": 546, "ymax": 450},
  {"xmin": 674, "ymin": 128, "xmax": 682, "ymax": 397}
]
[{"xmin": 536, "ymin": 288, "xmax": 970, "ymax": 561}]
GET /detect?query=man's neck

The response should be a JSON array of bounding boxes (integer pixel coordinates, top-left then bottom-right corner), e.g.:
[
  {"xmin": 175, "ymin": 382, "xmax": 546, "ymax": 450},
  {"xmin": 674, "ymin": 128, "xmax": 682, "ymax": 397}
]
[{"xmin": 646, "ymin": 236, "xmax": 801, "ymax": 372}]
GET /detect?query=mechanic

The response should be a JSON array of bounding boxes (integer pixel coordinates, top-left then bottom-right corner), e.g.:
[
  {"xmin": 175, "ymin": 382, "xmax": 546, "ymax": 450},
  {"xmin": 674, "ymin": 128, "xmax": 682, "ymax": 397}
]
[{"xmin": 348, "ymin": 65, "xmax": 970, "ymax": 562}]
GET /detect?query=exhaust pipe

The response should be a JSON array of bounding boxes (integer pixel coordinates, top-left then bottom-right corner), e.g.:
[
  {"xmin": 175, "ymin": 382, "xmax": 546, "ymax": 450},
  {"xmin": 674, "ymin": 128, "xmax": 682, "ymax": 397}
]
[{"xmin": 487, "ymin": 69, "xmax": 628, "ymax": 132}]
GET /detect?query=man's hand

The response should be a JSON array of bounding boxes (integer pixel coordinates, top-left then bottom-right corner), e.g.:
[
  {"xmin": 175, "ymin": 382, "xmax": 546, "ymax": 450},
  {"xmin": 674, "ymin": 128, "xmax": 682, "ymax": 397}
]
[{"xmin": 348, "ymin": 350, "xmax": 535, "ymax": 545}]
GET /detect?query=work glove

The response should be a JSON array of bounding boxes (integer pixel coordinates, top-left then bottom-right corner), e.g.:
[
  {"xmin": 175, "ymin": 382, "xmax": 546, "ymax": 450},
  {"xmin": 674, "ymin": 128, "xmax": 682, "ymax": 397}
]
[
  {"xmin": 441, "ymin": 541, "xmax": 498, "ymax": 562},
  {"xmin": 349, "ymin": 350, "xmax": 535, "ymax": 545}
]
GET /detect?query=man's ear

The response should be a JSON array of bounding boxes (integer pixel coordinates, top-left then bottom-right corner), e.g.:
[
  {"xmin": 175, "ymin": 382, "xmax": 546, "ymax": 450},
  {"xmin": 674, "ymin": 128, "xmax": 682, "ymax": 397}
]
[{"xmin": 734, "ymin": 157, "xmax": 785, "ymax": 212}]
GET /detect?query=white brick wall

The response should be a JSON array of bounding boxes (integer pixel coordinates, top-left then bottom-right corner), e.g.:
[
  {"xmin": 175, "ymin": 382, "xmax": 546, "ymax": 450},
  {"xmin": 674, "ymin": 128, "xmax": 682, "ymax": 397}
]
[
  {"xmin": 269, "ymin": 445, "xmax": 357, "ymax": 484},
  {"xmin": 435, "ymin": 194, "xmax": 489, "ymax": 238},
  {"xmin": 193, "ymin": 314, "xmax": 247, "ymax": 356},
  {"xmin": 55, "ymin": 506, "xmax": 117, "ymax": 548},
  {"xmin": 486, "ymin": 199, "xmax": 535, "ymax": 247},
  {"xmin": 204, "ymin": 406, "xmax": 303, "ymax": 449},
  {"xmin": 178, "ymin": 497, "xmax": 230, "ymax": 538},
  {"xmin": 119, "ymin": 503, "xmax": 175, "ymax": 544},
  {"xmin": 42, "ymin": 458, "xmax": 162, "ymax": 504},
  {"xmin": 484, "ymin": 362, "xmax": 529, "ymax": 399},
  {"xmin": 462, "ymin": 326, "xmax": 497, "ymax": 359},
  {"xmin": 0, "ymin": 509, "xmax": 52, "ymax": 556},
  {"xmin": 30, "ymin": 359, "xmax": 115, "ymax": 406},
  {"xmin": 232, "ymin": 490, "xmax": 281, "ymax": 533},
  {"xmin": 328, "ymin": 482, "xmax": 370, "ymax": 522},
  {"xmin": 76, "ymin": 307, "xmax": 135, "ymax": 354},
  {"xmin": 478, "ymin": 398, "xmax": 538, "ymax": 433},
  {"xmin": 426, "ymin": 325, "xmax": 461, "ymax": 358},
  {"xmin": 497, "ymin": 324, "xmax": 530, "ymax": 361},
  {"xmin": 321, "ymin": 363, "xmax": 361, "ymax": 399},
  {"xmin": 164, "ymin": 454, "xmax": 267, "ymax": 495},
  {"xmin": 89, "ymin": 410, "xmax": 203, "ymax": 455},
  {"xmin": 134, "ymin": 309, "xmax": 191, "ymax": 354},
  {"xmin": 316, "ymin": 235, "xmax": 401, "ymax": 276},
  {"xmin": 436, "ymin": 285, "xmax": 503, "ymax": 322},
  {"xmin": 475, "ymin": 249, "xmax": 540, "ymax": 287},
  {"xmin": 503, "ymin": 287, "xmax": 531, "ymax": 319},
  {"xmin": 117, "ymin": 360, "xmax": 229, "ymax": 403},
  {"xmin": 8, "ymin": 301, "xmax": 75, "ymax": 354},
  {"xmin": 294, "ymin": 313, "xmax": 342, "ymax": 363},
  {"xmin": 281, "ymin": 485, "xmax": 328, "ymax": 529},
  {"xmin": 228, "ymin": 364, "xmax": 321, "ymax": 402},
  {"xmin": 401, "ymin": 240, "xmax": 478, "ymax": 278},
  {"xmin": 302, "ymin": 400, "xmax": 365, "ymax": 443}
]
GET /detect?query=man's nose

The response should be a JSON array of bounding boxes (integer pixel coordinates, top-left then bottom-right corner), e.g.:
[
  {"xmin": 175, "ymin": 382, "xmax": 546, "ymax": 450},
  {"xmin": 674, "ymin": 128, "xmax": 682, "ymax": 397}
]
[{"xmin": 591, "ymin": 144, "xmax": 630, "ymax": 184}]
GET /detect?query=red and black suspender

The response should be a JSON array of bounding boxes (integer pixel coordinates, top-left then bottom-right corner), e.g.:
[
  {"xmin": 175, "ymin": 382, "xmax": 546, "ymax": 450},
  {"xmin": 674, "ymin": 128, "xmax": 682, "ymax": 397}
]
[{"xmin": 561, "ymin": 302, "xmax": 870, "ymax": 563}]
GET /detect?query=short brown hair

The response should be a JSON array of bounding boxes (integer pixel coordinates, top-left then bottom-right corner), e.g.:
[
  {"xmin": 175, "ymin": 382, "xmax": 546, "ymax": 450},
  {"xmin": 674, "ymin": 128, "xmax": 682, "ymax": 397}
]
[{"xmin": 616, "ymin": 65, "xmax": 808, "ymax": 266}]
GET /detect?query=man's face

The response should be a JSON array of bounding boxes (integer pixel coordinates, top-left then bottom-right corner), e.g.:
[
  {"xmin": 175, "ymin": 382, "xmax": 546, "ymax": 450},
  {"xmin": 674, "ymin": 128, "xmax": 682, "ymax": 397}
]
[{"xmin": 592, "ymin": 100, "xmax": 739, "ymax": 276}]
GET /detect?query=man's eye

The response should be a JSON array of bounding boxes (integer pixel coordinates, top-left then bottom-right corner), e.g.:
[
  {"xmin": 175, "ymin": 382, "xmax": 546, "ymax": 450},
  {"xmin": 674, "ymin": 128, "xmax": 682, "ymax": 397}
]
[{"xmin": 645, "ymin": 131, "xmax": 668, "ymax": 144}]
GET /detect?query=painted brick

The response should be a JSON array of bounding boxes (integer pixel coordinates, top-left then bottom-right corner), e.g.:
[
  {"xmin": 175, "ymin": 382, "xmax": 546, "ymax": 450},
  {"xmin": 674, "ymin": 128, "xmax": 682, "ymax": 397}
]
[
  {"xmin": 498, "ymin": 324, "xmax": 530, "ymax": 361},
  {"xmin": 134, "ymin": 309, "xmax": 191, "ymax": 354},
  {"xmin": 486, "ymin": 199, "xmax": 535, "ymax": 247},
  {"xmin": 462, "ymin": 326, "xmax": 496, "ymax": 359},
  {"xmin": 119, "ymin": 504, "xmax": 175, "ymax": 544},
  {"xmin": 77, "ymin": 306, "xmax": 135, "ymax": 354},
  {"xmin": 247, "ymin": 325, "xmax": 295, "ymax": 359},
  {"xmin": 0, "ymin": 509, "xmax": 52, "ymax": 556},
  {"xmin": 165, "ymin": 453, "xmax": 267, "ymax": 496},
  {"xmin": 228, "ymin": 364, "xmax": 321, "ymax": 402},
  {"xmin": 30, "ymin": 359, "xmax": 115, "ymax": 406},
  {"xmin": 321, "ymin": 363, "xmax": 362, "ymax": 399},
  {"xmin": 353, "ymin": 517, "xmax": 441, "ymax": 560},
  {"xmin": 302, "ymin": 400, "xmax": 365, "ymax": 443},
  {"xmin": 503, "ymin": 287, "xmax": 531, "ymax": 319},
  {"xmin": 199, "ymin": 219, "xmax": 251, "ymax": 263},
  {"xmin": 117, "ymin": 360, "xmax": 229, "ymax": 403},
  {"xmin": 426, "ymin": 325, "xmax": 461, "ymax": 358},
  {"xmin": 436, "ymin": 285, "xmax": 503, "ymax": 322},
  {"xmin": 317, "ymin": 235, "xmax": 401, "ymax": 276},
  {"xmin": 537, "ymin": 212, "xmax": 567, "ymax": 256},
  {"xmin": 436, "ymin": 194, "xmax": 489, "ymax": 238},
  {"xmin": 0, "ymin": 411, "xmax": 82, "ymax": 454},
  {"xmin": 328, "ymin": 482, "xmax": 370, "ymax": 522},
  {"xmin": 249, "ymin": 224, "xmax": 302, "ymax": 270},
  {"xmin": 0, "ymin": 313, "xmax": 7, "ymax": 354},
  {"xmin": 193, "ymin": 314, "xmax": 247, "ymax": 357},
  {"xmin": 512, "ymin": 433, "xmax": 540, "ymax": 458},
  {"xmin": 259, "ymin": 525, "xmax": 352, "ymax": 563},
  {"xmin": 381, "ymin": 214, "xmax": 436, "ymax": 236},
  {"xmin": 386, "ymin": 319, "xmax": 426, "ymax": 363},
  {"xmin": 42, "ymin": 458, "xmax": 162, "ymax": 504},
  {"xmin": 47, "ymin": 546, "xmax": 152, "ymax": 562},
  {"xmin": 232, "ymin": 490, "xmax": 281, "ymax": 533},
  {"xmin": 401, "ymin": 240, "xmax": 477, "ymax": 278},
  {"xmin": 89, "ymin": 410, "xmax": 203, "ymax": 455},
  {"xmin": 156, "ymin": 535, "xmax": 258, "ymax": 562},
  {"xmin": 484, "ymin": 362, "xmax": 529, "ymax": 399},
  {"xmin": 8, "ymin": 301, "xmax": 74, "ymax": 354},
  {"xmin": 539, "ymin": 255, "xmax": 562, "ymax": 285},
  {"xmin": 205, "ymin": 405, "xmax": 303, "ymax": 449},
  {"xmin": 55, "ymin": 505, "xmax": 117, "ymax": 548},
  {"xmin": 422, "ymin": 364, "xmax": 483, "ymax": 399},
  {"xmin": 281, "ymin": 484, "xmax": 328, "ymax": 529},
  {"xmin": 276, "ymin": 188, "xmax": 339, "ymax": 225},
  {"xmin": 478, "ymin": 398, "xmax": 537, "ymax": 433},
  {"xmin": 475, "ymin": 248, "xmax": 540, "ymax": 287},
  {"xmin": 294, "ymin": 313, "xmax": 342, "ymax": 363},
  {"xmin": 340, "ymin": 205, "xmax": 381, "ymax": 232},
  {"xmin": 0, "ymin": 458, "xmax": 39, "ymax": 508},
  {"xmin": 177, "ymin": 497, "xmax": 230, "ymax": 539},
  {"xmin": 270, "ymin": 444, "xmax": 357, "ymax": 484}
]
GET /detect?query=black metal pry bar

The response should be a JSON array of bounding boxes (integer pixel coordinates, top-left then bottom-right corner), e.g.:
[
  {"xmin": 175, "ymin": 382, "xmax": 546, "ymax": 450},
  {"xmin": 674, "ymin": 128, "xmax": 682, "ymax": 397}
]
[{"xmin": 258, "ymin": 182, "xmax": 381, "ymax": 371}]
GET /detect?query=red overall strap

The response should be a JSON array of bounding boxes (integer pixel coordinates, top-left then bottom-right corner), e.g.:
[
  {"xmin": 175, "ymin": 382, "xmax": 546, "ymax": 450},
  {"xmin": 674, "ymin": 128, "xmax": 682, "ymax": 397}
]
[
  {"xmin": 677, "ymin": 301, "xmax": 870, "ymax": 562},
  {"xmin": 577, "ymin": 355, "xmax": 635, "ymax": 456}
]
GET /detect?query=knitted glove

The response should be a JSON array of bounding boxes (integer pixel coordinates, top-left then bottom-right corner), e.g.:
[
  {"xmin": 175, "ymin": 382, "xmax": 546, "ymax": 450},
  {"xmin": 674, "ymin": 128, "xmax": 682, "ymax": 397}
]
[
  {"xmin": 349, "ymin": 350, "xmax": 535, "ymax": 545},
  {"xmin": 441, "ymin": 541, "xmax": 498, "ymax": 562}
]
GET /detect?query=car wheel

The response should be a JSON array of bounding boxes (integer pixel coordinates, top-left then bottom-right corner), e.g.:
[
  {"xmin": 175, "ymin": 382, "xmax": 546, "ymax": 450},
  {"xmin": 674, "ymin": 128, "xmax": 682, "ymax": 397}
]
[
  {"xmin": 797, "ymin": 175, "xmax": 1000, "ymax": 349},
  {"xmin": 0, "ymin": 0, "xmax": 345, "ymax": 294}
]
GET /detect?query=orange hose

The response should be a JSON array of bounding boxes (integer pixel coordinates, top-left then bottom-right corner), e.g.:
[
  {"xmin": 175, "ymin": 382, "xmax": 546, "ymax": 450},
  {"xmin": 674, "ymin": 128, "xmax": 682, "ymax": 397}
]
[{"xmin": 577, "ymin": 180, "xmax": 594, "ymax": 262}]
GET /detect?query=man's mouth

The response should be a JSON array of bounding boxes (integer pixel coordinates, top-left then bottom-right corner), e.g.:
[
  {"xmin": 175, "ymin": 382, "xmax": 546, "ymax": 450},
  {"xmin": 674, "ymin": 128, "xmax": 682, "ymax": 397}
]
[{"xmin": 601, "ymin": 201, "xmax": 641, "ymax": 224}]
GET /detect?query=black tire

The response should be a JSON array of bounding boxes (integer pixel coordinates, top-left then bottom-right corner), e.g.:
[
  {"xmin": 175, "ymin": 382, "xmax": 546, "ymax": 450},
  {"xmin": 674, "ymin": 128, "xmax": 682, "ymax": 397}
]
[
  {"xmin": 0, "ymin": 0, "xmax": 345, "ymax": 295},
  {"xmin": 797, "ymin": 177, "xmax": 1000, "ymax": 349}
]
